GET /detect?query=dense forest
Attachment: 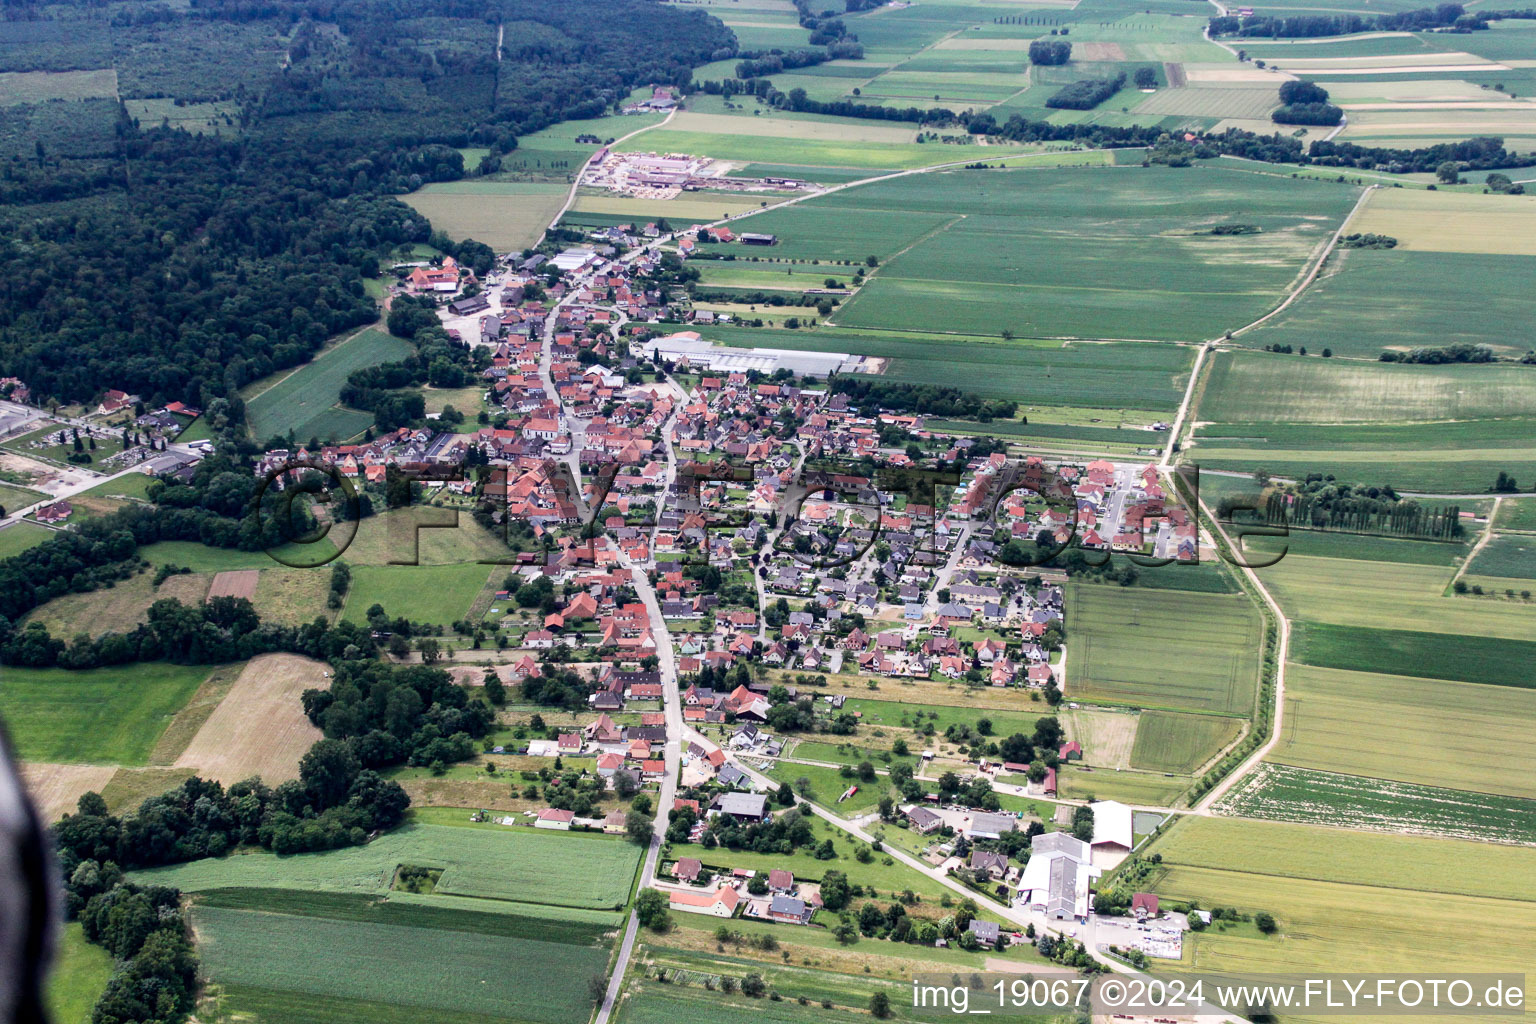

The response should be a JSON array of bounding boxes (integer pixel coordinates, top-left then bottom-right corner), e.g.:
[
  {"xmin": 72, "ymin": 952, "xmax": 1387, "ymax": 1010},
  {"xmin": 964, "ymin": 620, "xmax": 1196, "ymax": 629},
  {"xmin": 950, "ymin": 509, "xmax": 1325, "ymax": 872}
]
[{"xmin": 0, "ymin": 0, "xmax": 735, "ymax": 429}]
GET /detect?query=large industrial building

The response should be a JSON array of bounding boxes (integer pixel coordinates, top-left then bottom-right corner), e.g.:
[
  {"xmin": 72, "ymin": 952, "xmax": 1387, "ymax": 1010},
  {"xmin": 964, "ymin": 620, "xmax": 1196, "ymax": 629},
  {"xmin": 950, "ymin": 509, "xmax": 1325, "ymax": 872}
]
[{"xmin": 640, "ymin": 331, "xmax": 865, "ymax": 378}]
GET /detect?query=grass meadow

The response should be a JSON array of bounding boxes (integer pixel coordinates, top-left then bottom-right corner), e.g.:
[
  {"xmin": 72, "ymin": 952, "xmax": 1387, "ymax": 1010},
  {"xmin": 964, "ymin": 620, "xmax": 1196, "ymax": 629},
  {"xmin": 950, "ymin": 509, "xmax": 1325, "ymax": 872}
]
[
  {"xmin": 45, "ymin": 923, "xmax": 114, "ymax": 1024},
  {"xmin": 0, "ymin": 662, "xmax": 217, "ymax": 764},
  {"xmin": 1064, "ymin": 583, "xmax": 1263, "ymax": 715},
  {"xmin": 244, "ymin": 326, "xmax": 410, "ymax": 443},
  {"xmin": 1273, "ymin": 663, "xmax": 1536, "ymax": 798},
  {"xmin": 0, "ymin": 520, "xmax": 53, "ymax": 558}
]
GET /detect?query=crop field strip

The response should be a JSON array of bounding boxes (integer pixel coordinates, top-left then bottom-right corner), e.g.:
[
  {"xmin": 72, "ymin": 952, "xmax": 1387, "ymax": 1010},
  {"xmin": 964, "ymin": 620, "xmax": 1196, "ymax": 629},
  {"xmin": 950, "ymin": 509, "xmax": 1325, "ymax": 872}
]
[
  {"xmin": 1288, "ymin": 620, "xmax": 1536, "ymax": 687},
  {"xmin": 1064, "ymin": 583, "xmax": 1263, "ymax": 715},
  {"xmin": 1212, "ymin": 762, "xmax": 1536, "ymax": 845},
  {"xmin": 698, "ymin": 324, "xmax": 1197, "ymax": 408},
  {"xmin": 192, "ymin": 904, "xmax": 607, "ymax": 1024},
  {"xmin": 138, "ymin": 823, "xmax": 642, "ymax": 911},
  {"xmin": 1255, "ymin": 554, "xmax": 1536, "ymax": 642},
  {"xmin": 1272, "ymin": 663, "xmax": 1536, "ymax": 798}
]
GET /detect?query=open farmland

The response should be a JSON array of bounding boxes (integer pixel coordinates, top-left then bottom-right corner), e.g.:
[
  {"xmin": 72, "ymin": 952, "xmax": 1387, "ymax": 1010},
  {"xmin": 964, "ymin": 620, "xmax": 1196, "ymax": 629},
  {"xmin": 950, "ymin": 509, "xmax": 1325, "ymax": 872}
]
[
  {"xmin": 1212, "ymin": 762, "xmax": 1536, "ymax": 844},
  {"xmin": 1064, "ymin": 583, "xmax": 1263, "ymax": 715},
  {"xmin": 1272, "ymin": 663, "xmax": 1536, "ymax": 798},
  {"xmin": 172, "ymin": 654, "xmax": 326, "ymax": 785},
  {"xmin": 1238, "ymin": 249, "xmax": 1536, "ymax": 358},
  {"xmin": 1159, "ymin": 815, "xmax": 1536, "ymax": 899},
  {"xmin": 736, "ymin": 164, "xmax": 1359, "ymax": 340},
  {"xmin": 1128, "ymin": 710, "xmax": 1241, "ymax": 774},
  {"xmin": 139, "ymin": 823, "xmax": 641, "ymax": 910},
  {"xmin": 1495, "ymin": 496, "xmax": 1536, "ymax": 532},
  {"xmin": 404, "ymin": 181, "xmax": 569, "ymax": 251},
  {"xmin": 1288, "ymin": 620, "xmax": 1536, "ymax": 688},
  {"xmin": 1200, "ymin": 349, "xmax": 1536, "ymax": 423},
  {"xmin": 244, "ymin": 326, "xmax": 411, "ymax": 443},
  {"xmin": 1467, "ymin": 533, "xmax": 1536, "ymax": 580},
  {"xmin": 0, "ymin": 662, "xmax": 218, "ymax": 765},
  {"xmin": 1255, "ymin": 554, "xmax": 1536, "ymax": 641},
  {"xmin": 193, "ymin": 904, "xmax": 608, "ymax": 1024},
  {"xmin": 700, "ymin": 324, "xmax": 1195, "ymax": 409}
]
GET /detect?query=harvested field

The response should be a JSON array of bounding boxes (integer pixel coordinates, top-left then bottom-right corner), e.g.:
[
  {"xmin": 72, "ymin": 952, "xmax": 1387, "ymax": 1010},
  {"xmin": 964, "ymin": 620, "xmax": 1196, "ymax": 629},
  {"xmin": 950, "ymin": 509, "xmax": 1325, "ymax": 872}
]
[
  {"xmin": 24, "ymin": 568, "xmax": 211, "ymax": 637},
  {"xmin": 1060, "ymin": 707, "xmax": 1138, "ymax": 769},
  {"xmin": 207, "ymin": 568, "xmax": 259, "ymax": 601},
  {"xmin": 1274, "ymin": 663, "xmax": 1536, "ymax": 798},
  {"xmin": 173, "ymin": 654, "xmax": 328, "ymax": 785},
  {"xmin": 21, "ymin": 763, "xmax": 116, "ymax": 822},
  {"xmin": 404, "ymin": 182, "xmax": 570, "ymax": 251},
  {"xmin": 663, "ymin": 110, "xmax": 918, "ymax": 143},
  {"xmin": 1345, "ymin": 186, "xmax": 1536, "ymax": 256}
]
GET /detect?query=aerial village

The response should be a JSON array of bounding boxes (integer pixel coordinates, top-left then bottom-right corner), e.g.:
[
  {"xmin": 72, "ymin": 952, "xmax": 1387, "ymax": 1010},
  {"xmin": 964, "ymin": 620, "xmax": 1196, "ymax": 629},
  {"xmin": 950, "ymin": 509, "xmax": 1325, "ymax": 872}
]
[{"xmin": 170, "ymin": 214, "xmax": 1203, "ymax": 963}]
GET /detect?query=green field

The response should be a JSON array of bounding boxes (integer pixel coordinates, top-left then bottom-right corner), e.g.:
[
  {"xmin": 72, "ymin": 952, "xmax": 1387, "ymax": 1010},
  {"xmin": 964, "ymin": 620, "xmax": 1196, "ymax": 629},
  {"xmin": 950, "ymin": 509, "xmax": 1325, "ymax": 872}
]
[
  {"xmin": 0, "ymin": 479, "xmax": 47, "ymax": 508},
  {"xmin": 1157, "ymin": 815, "xmax": 1536, "ymax": 902},
  {"xmin": 193, "ymin": 904, "xmax": 607, "ymax": 1024},
  {"xmin": 1128, "ymin": 710, "xmax": 1241, "ymax": 774},
  {"xmin": 1495, "ymin": 497, "xmax": 1536, "ymax": 532},
  {"xmin": 729, "ymin": 165, "xmax": 1358, "ymax": 341},
  {"xmin": 1199, "ymin": 349, "xmax": 1536, "ymax": 423},
  {"xmin": 1288, "ymin": 621, "xmax": 1536, "ymax": 688},
  {"xmin": 0, "ymin": 520, "xmax": 54, "ymax": 558},
  {"xmin": 1056, "ymin": 765, "xmax": 1192, "ymax": 806},
  {"xmin": 1065, "ymin": 583, "xmax": 1263, "ymax": 715},
  {"xmin": 138, "ymin": 823, "xmax": 641, "ymax": 910},
  {"xmin": 341, "ymin": 563, "xmax": 494, "ymax": 626},
  {"xmin": 1467, "ymin": 534, "xmax": 1536, "ymax": 580},
  {"xmin": 1256, "ymin": 554, "xmax": 1536, "ymax": 642},
  {"xmin": 0, "ymin": 662, "xmax": 215, "ymax": 765},
  {"xmin": 45, "ymin": 923, "xmax": 114, "ymax": 1024},
  {"xmin": 138, "ymin": 539, "xmax": 342, "ymax": 572},
  {"xmin": 244, "ymin": 326, "xmax": 410, "ymax": 443},
  {"xmin": 1212, "ymin": 762, "xmax": 1536, "ymax": 844},
  {"xmin": 1273, "ymin": 663, "xmax": 1536, "ymax": 798},
  {"xmin": 1240, "ymin": 249, "xmax": 1536, "ymax": 358},
  {"xmin": 699, "ymin": 324, "xmax": 1196, "ymax": 409}
]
